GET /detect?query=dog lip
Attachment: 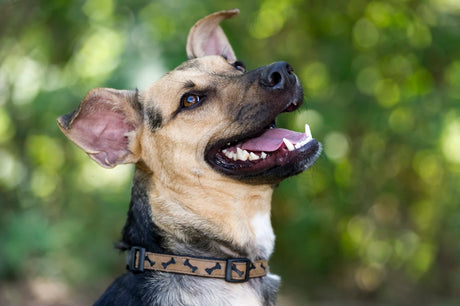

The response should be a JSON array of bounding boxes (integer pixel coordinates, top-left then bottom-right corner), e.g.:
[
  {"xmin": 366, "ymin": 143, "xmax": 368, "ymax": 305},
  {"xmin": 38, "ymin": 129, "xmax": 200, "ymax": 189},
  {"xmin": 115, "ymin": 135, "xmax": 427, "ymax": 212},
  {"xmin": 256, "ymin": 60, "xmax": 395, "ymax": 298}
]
[
  {"xmin": 281, "ymin": 79, "xmax": 304, "ymax": 113},
  {"xmin": 207, "ymin": 139, "xmax": 321, "ymax": 180},
  {"xmin": 283, "ymin": 98, "xmax": 302, "ymax": 113},
  {"xmin": 205, "ymin": 121, "xmax": 320, "ymax": 182}
]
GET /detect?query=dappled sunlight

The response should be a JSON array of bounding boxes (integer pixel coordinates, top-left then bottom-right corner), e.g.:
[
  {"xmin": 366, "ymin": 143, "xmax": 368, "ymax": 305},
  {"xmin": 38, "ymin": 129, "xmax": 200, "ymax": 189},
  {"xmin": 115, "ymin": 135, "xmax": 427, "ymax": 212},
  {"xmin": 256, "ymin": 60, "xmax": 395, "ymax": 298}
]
[
  {"xmin": 294, "ymin": 110, "xmax": 323, "ymax": 136},
  {"xmin": 1, "ymin": 0, "xmax": 459, "ymax": 304},
  {"xmin": 441, "ymin": 116, "xmax": 460, "ymax": 165},
  {"xmin": 0, "ymin": 107, "xmax": 15, "ymax": 143},
  {"xmin": 249, "ymin": 0, "xmax": 293, "ymax": 39},
  {"xmin": 300, "ymin": 61, "xmax": 330, "ymax": 97},
  {"xmin": 375, "ymin": 78, "xmax": 400, "ymax": 107},
  {"xmin": 71, "ymin": 27, "xmax": 124, "ymax": 79},
  {"xmin": 407, "ymin": 20, "xmax": 432, "ymax": 49},
  {"xmin": 353, "ymin": 18, "xmax": 379, "ymax": 49},
  {"xmin": 9, "ymin": 56, "xmax": 45, "ymax": 105},
  {"xmin": 0, "ymin": 150, "xmax": 26, "ymax": 190},
  {"xmin": 355, "ymin": 264, "xmax": 386, "ymax": 292},
  {"xmin": 445, "ymin": 61, "xmax": 460, "ymax": 99},
  {"xmin": 78, "ymin": 161, "xmax": 134, "ymax": 191},
  {"xmin": 356, "ymin": 65, "xmax": 382, "ymax": 96},
  {"xmin": 83, "ymin": 0, "xmax": 114, "ymax": 22},
  {"xmin": 388, "ymin": 107, "xmax": 415, "ymax": 133},
  {"xmin": 431, "ymin": 0, "xmax": 460, "ymax": 13},
  {"xmin": 324, "ymin": 131, "xmax": 350, "ymax": 162}
]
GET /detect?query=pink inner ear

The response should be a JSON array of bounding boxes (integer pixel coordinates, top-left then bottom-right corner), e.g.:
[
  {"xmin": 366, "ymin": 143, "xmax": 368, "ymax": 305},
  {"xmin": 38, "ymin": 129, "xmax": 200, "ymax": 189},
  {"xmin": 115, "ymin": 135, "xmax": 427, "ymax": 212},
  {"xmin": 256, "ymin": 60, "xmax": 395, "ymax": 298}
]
[
  {"xmin": 72, "ymin": 107, "xmax": 135, "ymax": 168},
  {"xmin": 203, "ymin": 29, "xmax": 224, "ymax": 56}
]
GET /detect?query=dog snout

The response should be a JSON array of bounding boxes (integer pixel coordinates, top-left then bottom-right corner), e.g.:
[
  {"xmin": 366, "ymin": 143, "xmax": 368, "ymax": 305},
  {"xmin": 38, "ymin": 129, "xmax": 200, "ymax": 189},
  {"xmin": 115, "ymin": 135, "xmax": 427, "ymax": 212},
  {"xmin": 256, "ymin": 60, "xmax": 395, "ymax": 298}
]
[{"xmin": 260, "ymin": 61, "xmax": 296, "ymax": 90}]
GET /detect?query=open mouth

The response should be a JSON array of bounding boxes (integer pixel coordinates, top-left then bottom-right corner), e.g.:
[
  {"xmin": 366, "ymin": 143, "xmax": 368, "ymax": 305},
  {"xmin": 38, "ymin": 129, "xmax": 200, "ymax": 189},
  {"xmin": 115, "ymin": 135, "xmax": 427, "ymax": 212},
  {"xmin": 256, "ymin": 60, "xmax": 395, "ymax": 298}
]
[
  {"xmin": 205, "ymin": 110, "xmax": 321, "ymax": 181},
  {"xmin": 205, "ymin": 61, "xmax": 321, "ymax": 182},
  {"xmin": 221, "ymin": 123, "xmax": 314, "ymax": 161}
]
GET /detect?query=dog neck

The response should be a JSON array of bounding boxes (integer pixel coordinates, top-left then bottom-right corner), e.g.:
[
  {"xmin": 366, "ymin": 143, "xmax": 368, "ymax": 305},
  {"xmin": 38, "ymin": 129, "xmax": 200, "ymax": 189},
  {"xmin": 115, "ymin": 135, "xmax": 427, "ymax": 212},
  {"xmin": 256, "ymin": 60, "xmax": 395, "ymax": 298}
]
[{"xmin": 121, "ymin": 166, "xmax": 275, "ymax": 261}]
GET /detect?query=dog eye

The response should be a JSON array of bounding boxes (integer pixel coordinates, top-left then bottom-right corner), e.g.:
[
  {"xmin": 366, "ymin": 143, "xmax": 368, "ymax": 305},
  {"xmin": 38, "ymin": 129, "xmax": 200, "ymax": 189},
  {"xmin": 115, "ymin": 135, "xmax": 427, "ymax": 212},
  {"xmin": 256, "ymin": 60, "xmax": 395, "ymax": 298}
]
[
  {"xmin": 181, "ymin": 94, "xmax": 203, "ymax": 108},
  {"xmin": 233, "ymin": 61, "xmax": 246, "ymax": 73}
]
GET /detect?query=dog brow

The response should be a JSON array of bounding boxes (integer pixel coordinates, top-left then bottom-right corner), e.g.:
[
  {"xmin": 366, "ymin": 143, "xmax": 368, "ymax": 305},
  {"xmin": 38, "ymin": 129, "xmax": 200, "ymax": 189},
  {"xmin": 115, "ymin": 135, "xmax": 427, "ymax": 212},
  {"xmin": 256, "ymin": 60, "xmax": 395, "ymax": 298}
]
[{"xmin": 183, "ymin": 81, "xmax": 196, "ymax": 89}]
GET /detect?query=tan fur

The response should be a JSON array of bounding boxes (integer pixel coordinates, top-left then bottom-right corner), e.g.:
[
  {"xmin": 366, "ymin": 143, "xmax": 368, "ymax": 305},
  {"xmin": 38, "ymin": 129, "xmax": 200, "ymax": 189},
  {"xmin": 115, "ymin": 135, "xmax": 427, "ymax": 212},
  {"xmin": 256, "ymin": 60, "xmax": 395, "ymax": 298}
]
[{"xmin": 136, "ymin": 56, "xmax": 274, "ymax": 259}]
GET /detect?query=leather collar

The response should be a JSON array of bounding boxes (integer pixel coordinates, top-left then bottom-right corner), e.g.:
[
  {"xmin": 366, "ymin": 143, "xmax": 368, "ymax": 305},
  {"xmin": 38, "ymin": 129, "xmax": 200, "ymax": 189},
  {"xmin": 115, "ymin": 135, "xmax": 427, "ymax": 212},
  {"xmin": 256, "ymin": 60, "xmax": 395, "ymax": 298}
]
[{"xmin": 126, "ymin": 246, "xmax": 269, "ymax": 283}]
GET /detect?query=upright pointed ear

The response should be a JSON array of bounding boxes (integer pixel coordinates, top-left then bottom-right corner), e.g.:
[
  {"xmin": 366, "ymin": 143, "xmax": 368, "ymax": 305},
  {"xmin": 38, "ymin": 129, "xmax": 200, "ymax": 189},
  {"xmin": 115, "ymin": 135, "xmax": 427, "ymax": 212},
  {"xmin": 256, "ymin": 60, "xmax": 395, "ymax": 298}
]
[
  {"xmin": 186, "ymin": 9, "xmax": 239, "ymax": 62},
  {"xmin": 57, "ymin": 88, "xmax": 143, "ymax": 168}
]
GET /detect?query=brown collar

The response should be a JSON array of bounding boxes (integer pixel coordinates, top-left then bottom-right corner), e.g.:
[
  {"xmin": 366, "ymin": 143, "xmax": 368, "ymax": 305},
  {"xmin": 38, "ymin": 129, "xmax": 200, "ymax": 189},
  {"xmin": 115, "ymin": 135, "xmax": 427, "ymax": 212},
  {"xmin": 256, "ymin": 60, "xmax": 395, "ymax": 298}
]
[{"xmin": 126, "ymin": 247, "xmax": 269, "ymax": 283}]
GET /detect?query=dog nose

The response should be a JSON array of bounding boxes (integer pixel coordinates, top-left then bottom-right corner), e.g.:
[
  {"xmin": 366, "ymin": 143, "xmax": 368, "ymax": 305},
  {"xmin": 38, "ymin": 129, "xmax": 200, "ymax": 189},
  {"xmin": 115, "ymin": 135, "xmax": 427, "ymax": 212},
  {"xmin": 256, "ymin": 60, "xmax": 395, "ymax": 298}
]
[{"xmin": 260, "ymin": 61, "xmax": 296, "ymax": 90}]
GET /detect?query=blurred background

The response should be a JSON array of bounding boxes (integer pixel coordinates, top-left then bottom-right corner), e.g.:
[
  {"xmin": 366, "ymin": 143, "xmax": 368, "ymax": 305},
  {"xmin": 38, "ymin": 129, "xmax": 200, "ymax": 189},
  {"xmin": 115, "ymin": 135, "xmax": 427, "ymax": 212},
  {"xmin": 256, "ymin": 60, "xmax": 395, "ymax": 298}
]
[{"xmin": 0, "ymin": 0, "xmax": 459, "ymax": 305}]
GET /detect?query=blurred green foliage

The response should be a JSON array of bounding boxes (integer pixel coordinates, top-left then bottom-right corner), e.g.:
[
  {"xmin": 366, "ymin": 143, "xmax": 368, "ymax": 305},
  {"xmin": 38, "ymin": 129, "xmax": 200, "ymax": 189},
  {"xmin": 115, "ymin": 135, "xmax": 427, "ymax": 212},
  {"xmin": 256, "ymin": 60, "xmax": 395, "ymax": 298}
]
[{"xmin": 1, "ymin": 0, "xmax": 459, "ymax": 304}]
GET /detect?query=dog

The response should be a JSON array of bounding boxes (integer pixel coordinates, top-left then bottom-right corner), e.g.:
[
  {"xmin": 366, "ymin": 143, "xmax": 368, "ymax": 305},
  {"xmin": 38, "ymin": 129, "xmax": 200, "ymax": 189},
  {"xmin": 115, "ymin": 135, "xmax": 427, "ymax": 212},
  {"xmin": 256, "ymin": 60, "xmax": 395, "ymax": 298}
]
[{"xmin": 58, "ymin": 9, "xmax": 321, "ymax": 306}]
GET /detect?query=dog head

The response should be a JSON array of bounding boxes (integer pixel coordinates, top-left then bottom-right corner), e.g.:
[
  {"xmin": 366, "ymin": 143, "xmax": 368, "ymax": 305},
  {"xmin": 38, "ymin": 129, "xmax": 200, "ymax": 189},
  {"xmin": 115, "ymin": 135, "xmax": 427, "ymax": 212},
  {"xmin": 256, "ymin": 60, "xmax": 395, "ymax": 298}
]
[{"xmin": 58, "ymin": 9, "xmax": 321, "ymax": 187}]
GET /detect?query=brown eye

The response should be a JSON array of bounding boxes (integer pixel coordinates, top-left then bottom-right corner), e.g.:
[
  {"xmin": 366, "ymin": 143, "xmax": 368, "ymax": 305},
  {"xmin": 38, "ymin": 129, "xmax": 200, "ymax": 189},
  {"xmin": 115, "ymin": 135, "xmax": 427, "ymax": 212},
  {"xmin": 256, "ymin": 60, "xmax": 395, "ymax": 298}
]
[{"xmin": 181, "ymin": 94, "xmax": 203, "ymax": 108}]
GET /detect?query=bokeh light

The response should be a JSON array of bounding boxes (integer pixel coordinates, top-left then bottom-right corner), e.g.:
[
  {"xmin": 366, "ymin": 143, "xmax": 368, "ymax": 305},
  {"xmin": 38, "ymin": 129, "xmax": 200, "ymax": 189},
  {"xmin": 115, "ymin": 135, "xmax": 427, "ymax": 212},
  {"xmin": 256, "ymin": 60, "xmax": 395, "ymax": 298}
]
[{"xmin": 1, "ymin": 0, "xmax": 459, "ymax": 304}]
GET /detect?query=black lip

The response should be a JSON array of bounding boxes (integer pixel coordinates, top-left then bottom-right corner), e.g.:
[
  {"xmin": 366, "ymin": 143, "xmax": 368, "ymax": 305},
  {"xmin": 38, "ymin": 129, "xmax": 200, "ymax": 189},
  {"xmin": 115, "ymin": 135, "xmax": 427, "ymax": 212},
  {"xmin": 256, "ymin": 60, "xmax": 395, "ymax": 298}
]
[
  {"xmin": 204, "ymin": 98, "xmax": 321, "ymax": 183},
  {"xmin": 206, "ymin": 139, "xmax": 321, "ymax": 184}
]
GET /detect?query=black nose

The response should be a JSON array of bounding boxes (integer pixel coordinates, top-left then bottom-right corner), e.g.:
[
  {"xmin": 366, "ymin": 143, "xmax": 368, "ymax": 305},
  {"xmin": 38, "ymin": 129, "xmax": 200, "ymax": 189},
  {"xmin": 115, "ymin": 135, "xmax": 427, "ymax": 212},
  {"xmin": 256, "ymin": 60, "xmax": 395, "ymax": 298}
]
[{"xmin": 260, "ymin": 61, "xmax": 296, "ymax": 90}]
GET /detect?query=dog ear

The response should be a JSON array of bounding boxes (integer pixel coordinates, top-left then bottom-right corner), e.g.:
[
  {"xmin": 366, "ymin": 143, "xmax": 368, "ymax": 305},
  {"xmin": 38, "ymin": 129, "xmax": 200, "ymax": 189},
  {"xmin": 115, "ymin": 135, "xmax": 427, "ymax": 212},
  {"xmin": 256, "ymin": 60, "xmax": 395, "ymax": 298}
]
[
  {"xmin": 186, "ymin": 9, "xmax": 239, "ymax": 62},
  {"xmin": 57, "ymin": 88, "xmax": 142, "ymax": 168}
]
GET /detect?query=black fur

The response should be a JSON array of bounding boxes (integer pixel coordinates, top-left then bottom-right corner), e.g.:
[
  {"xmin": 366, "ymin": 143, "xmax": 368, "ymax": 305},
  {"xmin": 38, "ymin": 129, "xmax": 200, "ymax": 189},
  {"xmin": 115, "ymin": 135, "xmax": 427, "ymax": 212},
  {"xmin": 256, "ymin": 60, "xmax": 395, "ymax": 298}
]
[
  {"xmin": 145, "ymin": 106, "xmax": 163, "ymax": 132},
  {"xmin": 94, "ymin": 168, "xmax": 280, "ymax": 306}
]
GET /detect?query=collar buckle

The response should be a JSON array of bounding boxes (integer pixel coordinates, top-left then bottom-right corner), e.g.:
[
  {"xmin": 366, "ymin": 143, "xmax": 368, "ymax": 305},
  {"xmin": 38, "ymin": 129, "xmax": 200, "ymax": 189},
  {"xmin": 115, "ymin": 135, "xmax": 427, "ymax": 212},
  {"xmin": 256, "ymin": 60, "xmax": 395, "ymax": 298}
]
[
  {"xmin": 126, "ymin": 246, "xmax": 146, "ymax": 272},
  {"xmin": 225, "ymin": 258, "xmax": 251, "ymax": 283}
]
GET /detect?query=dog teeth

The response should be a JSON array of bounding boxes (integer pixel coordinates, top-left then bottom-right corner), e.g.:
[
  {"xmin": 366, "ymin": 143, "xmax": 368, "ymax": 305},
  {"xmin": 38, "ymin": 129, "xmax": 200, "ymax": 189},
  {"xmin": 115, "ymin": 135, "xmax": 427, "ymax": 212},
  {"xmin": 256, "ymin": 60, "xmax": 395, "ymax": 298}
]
[
  {"xmin": 283, "ymin": 138, "xmax": 295, "ymax": 151},
  {"xmin": 294, "ymin": 139, "xmax": 308, "ymax": 149},
  {"xmin": 221, "ymin": 124, "xmax": 314, "ymax": 161},
  {"xmin": 292, "ymin": 123, "xmax": 314, "ymax": 149},
  {"xmin": 222, "ymin": 149, "xmax": 237, "ymax": 160},
  {"xmin": 237, "ymin": 147, "xmax": 250, "ymax": 161},
  {"xmin": 249, "ymin": 152, "xmax": 260, "ymax": 161},
  {"xmin": 222, "ymin": 148, "xmax": 267, "ymax": 161},
  {"xmin": 294, "ymin": 140, "xmax": 306, "ymax": 149},
  {"xmin": 304, "ymin": 124, "xmax": 312, "ymax": 140}
]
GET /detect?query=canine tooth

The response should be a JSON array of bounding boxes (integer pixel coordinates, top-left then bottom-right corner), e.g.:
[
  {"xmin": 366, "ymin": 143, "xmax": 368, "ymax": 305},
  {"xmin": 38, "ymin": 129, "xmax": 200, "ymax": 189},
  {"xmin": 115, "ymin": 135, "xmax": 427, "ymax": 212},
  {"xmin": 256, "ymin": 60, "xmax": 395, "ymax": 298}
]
[
  {"xmin": 283, "ymin": 138, "xmax": 295, "ymax": 151},
  {"xmin": 237, "ymin": 147, "xmax": 250, "ymax": 161},
  {"xmin": 261, "ymin": 152, "xmax": 267, "ymax": 159},
  {"xmin": 305, "ymin": 124, "xmax": 312, "ymax": 140},
  {"xmin": 249, "ymin": 152, "xmax": 260, "ymax": 161}
]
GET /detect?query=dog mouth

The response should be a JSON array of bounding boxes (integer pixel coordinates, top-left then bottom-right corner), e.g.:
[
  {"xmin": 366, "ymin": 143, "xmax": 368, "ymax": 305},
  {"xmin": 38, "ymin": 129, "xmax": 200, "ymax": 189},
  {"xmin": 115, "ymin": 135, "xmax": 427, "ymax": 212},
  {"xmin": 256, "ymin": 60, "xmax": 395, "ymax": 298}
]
[{"xmin": 205, "ymin": 107, "xmax": 321, "ymax": 182}]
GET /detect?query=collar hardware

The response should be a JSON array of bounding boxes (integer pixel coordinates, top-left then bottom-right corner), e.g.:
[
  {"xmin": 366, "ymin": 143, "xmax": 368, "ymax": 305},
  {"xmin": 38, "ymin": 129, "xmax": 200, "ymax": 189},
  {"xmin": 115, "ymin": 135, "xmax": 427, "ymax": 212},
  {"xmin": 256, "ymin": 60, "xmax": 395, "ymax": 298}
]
[{"xmin": 126, "ymin": 246, "xmax": 146, "ymax": 272}]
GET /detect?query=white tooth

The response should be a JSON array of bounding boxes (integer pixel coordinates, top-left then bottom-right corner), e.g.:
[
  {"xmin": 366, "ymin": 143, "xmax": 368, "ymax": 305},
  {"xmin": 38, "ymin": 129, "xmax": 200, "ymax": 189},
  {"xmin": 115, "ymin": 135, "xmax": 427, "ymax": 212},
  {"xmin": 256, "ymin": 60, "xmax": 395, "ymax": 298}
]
[
  {"xmin": 231, "ymin": 152, "xmax": 237, "ymax": 161},
  {"xmin": 305, "ymin": 124, "xmax": 312, "ymax": 140},
  {"xmin": 249, "ymin": 152, "xmax": 260, "ymax": 161},
  {"xmin": 283, "ymin": 138, "xmax": 295, "ymax": 151},
  {"xmin": 237, "ymin": 148, "xmax": 249, "ymax": 161},
  {"xmin": 261, "ymin": 152, "xmax": 267, "ymax": 159},
  {"xmin": 223, "ymin": 150, "xmax": 232, "ymax": 159},
  {"xmin": 296, "ymin": 139, "xmax": 308, "ymax": 149}
]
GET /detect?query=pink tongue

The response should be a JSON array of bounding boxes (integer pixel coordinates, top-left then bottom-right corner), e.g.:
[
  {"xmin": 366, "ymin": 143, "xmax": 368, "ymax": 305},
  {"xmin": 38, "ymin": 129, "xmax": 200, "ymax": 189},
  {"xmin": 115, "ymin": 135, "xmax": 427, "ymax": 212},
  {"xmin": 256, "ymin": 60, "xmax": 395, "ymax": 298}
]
[{"xmin": 241, "ymin": 128, "xmax": 306, "ymax": 152}]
